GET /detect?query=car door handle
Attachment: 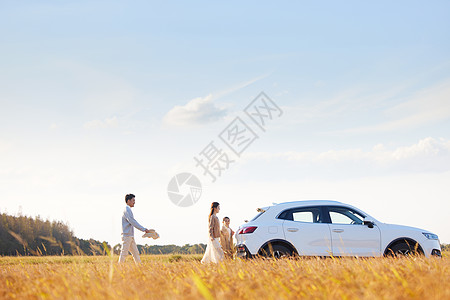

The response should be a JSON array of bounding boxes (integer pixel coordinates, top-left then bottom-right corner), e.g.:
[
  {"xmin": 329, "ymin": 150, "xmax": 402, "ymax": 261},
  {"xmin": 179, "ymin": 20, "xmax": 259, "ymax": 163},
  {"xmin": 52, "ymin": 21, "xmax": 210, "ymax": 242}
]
[
  {"xmin": 287, "ymin": 228, "xmax": 299, "ymax": 232},
  {"xmin": 332, "ymin": 229, "xmax": 344, "ymax": 233}
]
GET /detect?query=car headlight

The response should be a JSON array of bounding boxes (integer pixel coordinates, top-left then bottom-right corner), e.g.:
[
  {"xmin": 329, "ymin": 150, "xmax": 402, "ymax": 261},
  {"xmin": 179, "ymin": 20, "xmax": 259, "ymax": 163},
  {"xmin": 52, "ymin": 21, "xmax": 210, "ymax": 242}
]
[{"xmin": 422, "ymin": 232, "xmax": 439, "ymax": 240}]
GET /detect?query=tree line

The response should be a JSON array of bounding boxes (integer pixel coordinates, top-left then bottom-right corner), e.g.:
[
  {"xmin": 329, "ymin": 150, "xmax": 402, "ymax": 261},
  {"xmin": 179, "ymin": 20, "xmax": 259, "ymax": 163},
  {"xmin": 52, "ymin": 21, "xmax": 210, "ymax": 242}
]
[
  {"xmin": 0, "ymin": 212, "xmax": 111, "ymax": 256},
  {"xmin": 0, "ymin": 212, "xmax": 206, "ymax": 256},
  {"xmin": 134, "ymin": 243, "xmax": 206, "ymax": 255}
]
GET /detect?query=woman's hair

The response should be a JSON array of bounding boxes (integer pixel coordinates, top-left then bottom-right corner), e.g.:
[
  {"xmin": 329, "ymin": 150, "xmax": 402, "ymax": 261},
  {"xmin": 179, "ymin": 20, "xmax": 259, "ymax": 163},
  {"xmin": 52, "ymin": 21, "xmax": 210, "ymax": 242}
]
[{"xmin": 208, "ymin": 202, "xmax": 220, "ymax": 220}]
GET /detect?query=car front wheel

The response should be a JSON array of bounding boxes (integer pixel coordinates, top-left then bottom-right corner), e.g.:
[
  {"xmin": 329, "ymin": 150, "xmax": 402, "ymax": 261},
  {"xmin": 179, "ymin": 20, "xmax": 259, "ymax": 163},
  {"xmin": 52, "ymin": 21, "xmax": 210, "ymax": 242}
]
[{"xmin": 386, "ymin": 241, "xmax": 422, "ymax": 257}]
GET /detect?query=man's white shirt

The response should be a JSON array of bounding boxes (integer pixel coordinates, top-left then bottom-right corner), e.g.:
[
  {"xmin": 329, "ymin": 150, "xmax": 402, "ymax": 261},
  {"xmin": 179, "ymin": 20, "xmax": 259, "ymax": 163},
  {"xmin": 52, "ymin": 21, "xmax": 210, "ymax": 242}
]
[{"xmin": 122, "ymin": 206, "xmax": 147, "ymax": 237}]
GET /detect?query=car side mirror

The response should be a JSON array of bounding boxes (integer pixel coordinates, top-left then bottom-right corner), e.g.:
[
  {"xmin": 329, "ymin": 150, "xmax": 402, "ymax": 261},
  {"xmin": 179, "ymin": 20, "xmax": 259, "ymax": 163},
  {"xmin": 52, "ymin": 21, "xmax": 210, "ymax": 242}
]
[{"xmin": 363, "ymin": 217, "xmax": 375, "ymax": 228}]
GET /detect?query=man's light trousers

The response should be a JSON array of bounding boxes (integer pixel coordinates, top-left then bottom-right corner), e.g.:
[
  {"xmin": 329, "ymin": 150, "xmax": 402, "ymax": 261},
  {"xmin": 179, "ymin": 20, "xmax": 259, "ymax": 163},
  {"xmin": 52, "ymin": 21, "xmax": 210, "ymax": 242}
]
[{"xmin": 118, "ymin": 236, "xmax": 141, "ymax": 264}]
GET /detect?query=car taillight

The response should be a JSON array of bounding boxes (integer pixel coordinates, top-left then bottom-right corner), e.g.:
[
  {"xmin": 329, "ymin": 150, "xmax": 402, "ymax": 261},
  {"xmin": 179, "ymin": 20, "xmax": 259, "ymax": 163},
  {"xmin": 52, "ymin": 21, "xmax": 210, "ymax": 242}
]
[
  {"xmin": 238, "ymin": 226, "xmax": 257, "ymax": 234},
  {"xmin": 237, "ymin": 245, "xmax": 246, "ymax": 252}
]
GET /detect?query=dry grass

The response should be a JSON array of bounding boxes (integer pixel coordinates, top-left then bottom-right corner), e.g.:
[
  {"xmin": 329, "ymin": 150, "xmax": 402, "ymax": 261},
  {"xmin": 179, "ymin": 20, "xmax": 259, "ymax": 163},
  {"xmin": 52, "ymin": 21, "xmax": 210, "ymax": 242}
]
[{"xmin": 1, "ymin": 253, "xmax": 449, "ymax": 299}]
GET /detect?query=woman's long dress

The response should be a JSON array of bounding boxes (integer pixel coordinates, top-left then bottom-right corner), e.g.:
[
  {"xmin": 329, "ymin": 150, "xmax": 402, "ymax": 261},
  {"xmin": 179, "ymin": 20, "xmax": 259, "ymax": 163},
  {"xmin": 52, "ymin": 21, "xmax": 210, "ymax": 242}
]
[
  {"xmin": 201, "ymin": 237, "xmax": 224, "ymax": 263},
  {"xmin": 201, "ymin": 215, "xmax": 224, "ymax": 264}
]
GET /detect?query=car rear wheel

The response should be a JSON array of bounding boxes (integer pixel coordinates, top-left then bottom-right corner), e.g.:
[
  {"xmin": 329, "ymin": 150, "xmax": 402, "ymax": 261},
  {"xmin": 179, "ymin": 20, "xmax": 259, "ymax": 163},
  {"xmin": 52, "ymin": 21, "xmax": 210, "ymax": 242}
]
[{"xmin": 260, "ymin": 244, "xmax": 293, "ymax": 258}]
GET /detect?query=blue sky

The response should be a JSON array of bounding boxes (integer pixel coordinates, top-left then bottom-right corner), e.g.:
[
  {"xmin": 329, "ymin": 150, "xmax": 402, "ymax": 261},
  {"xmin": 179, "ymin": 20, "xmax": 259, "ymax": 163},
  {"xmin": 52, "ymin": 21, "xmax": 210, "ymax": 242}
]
[{"xmin": 1, "ymin": 1, "xmax": 450, "ymax": 246}]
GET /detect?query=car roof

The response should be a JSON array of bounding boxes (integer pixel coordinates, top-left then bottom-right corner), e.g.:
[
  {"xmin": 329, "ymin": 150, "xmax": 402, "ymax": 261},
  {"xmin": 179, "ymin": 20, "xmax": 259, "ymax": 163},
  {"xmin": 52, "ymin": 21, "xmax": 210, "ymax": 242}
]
[
  {"xmin": 271, "ymin": 200, "xmax": 344, "ymax": 208},
  {"xmin": 252, "ymin": 200, "xmax": 375, "ymax": 222}
]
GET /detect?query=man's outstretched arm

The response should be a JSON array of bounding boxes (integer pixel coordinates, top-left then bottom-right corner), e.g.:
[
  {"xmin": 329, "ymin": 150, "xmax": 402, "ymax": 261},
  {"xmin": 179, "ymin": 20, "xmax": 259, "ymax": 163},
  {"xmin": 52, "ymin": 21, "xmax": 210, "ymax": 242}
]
[{"xmin": 125, "ymin": 207, "xmax": 148, "ymax": 232}]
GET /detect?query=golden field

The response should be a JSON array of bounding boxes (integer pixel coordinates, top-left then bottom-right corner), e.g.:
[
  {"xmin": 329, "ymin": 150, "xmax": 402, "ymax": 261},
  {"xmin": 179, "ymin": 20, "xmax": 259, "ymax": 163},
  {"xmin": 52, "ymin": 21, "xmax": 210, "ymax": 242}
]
[{"xmin": 1, "ymin": 253, "xmax": 449, "ymax": 300}]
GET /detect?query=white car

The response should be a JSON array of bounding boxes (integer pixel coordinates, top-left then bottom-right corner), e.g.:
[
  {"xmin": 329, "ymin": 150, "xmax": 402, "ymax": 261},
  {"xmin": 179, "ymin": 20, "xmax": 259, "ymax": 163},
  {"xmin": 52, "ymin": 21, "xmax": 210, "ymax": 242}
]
[{"xmin": 235, "ymin": 200, "xmax": 441, "ymax": 258}]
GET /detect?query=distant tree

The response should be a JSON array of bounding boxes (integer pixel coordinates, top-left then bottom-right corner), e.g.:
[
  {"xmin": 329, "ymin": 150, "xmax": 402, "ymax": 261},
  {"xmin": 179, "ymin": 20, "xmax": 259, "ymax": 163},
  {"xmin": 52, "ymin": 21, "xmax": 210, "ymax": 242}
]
[
  {"xmin": 0, "ymin": 212, "xmax": 110, "ymax": 256},
  {"xmin": 137, "ymin": 243, "xmax": 207, "ymax": 255},
  {"xmin": 0, "ymin": 212, "xmax": 206, "ymax": 256}
]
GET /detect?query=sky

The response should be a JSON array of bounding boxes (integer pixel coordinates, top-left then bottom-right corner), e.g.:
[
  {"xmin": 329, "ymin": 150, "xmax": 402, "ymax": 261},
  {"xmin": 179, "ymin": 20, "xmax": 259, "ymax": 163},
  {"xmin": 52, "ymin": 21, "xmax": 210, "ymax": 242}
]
[{"xmin": 1, "ymin": 1, "xmax": 450, "ymax": 247}]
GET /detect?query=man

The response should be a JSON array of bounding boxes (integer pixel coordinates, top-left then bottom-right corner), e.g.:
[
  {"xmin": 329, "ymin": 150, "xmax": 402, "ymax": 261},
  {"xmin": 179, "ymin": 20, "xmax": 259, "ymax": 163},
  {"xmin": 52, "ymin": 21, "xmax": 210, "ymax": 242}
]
[{"xmin": 118, "ymin": 194, "xmax": 152, "ymax": 264}]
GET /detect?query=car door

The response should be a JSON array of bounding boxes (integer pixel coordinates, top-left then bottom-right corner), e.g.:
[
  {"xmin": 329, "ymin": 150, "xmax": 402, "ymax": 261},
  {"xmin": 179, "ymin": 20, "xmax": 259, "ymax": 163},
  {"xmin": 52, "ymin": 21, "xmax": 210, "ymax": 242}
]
[
  {"xmin": 326, "ymin": 206, "xmax": 381, "ymax": 257},
  {"xmin": 280, "ymin": 206, "xmax": 332, "ymax": 256}
]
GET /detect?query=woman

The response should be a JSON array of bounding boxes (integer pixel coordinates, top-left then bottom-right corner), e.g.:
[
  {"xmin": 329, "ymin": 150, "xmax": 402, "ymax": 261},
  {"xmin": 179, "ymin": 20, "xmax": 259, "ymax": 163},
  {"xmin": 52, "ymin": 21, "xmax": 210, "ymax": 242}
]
[
  {"xmin": 220, "ymin": 216, "xmax": 235, "ymax": 259},
  {"xmin": 201, "ymin": 202, "xmax": 224, "ymax": 264}
]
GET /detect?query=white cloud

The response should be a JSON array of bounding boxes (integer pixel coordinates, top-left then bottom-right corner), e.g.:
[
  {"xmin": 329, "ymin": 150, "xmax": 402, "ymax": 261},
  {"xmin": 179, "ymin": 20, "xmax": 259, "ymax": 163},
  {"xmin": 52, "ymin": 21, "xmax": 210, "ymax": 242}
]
[
  {"xmin": 83, "ymin": 116, "xmax": 119, "ymax": 129},
  {"xmin": 163, "ymin": 94, "xmax": 227, "ymax": 127},
  {"xmin": 280, "ymin": 83, "xmax": 409, "ymax": 127},
  {"xmin": 281, "ymin": 77, "xmax": 450, "ymax": 135},
  {"xmin": 341, "ymin": 79, "xmax": 450, "ymax": 133},
  {"xmin": 163, "ymin": 74, "xmax": 269, "ymax": 127},
  {"xmin": 243, "ymin": 137, "xmax": 450, "ymax": 173}
]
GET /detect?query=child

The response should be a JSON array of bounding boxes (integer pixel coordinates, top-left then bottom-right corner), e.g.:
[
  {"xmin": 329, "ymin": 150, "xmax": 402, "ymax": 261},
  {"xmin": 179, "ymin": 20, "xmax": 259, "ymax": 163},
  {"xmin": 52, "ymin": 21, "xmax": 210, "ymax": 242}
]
[{"xmin": 220, "ymin": 216, "xmax": 235, "ymax": 259}]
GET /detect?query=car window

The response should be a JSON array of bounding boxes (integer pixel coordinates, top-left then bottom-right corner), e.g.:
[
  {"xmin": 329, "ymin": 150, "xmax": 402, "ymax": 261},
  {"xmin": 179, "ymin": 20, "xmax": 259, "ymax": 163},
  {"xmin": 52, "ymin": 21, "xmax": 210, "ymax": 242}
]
[
  {"xmin": 328, "ymin": 207, "xmax": 364, "ymax": 225},
  {"xmin": 293, "ymin": 211, "xmax": 315, "ymax": 222},
  {"xmin": 279, "ymin": 207, "xmax": 323, "ymax": 223}
]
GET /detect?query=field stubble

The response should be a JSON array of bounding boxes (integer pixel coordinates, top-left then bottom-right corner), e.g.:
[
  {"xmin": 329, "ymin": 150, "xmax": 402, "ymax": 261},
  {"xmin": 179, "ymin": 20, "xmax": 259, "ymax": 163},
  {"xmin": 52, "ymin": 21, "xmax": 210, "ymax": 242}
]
[{"xmin": 1, "ymin": 253, "xmax": 449, "ymax": 299}]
